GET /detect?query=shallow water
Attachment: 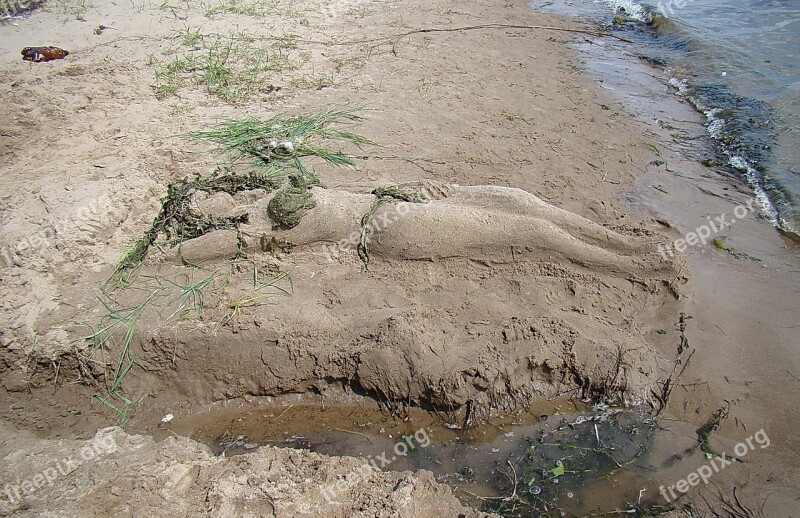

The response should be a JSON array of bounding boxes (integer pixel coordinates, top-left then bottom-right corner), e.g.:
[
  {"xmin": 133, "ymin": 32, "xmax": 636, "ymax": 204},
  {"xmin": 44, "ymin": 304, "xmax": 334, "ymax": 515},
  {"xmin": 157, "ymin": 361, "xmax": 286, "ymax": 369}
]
[
  {"xmin": 159, "ymin": 400, "xmax": 676, "ymax": 516},
  {"xmin": 530, "ymin": 0, "xmax": 800, "ymax": 237}
]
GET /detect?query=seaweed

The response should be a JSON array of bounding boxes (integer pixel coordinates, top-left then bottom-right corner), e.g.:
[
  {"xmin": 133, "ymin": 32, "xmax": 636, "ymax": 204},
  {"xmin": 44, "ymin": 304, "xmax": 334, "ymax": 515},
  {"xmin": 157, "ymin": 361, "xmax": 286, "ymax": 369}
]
[
  {"xmin": 482, "ymin": 410, "xmax": 662, "ymax": 517},
  {"xmin": 116, "ymin": 106, "xmax": 371, "ymax": 275},
  {"xmin": 697, "ymin": 403, "xmax": 731, "ymax": 457},
  {"xmin": 357, "ymin": 186, "xmax": 428, "ymax": 267},
  {"xmin": 372, "ymin": 185, "xmax": 427, "ymax": 203},
  {"xmin": 267, "ymin": 186, "xmax": 316, "ymax": 227},
  {"xmin": 116, "ymin": 169, "xmax": 279, "ymax": 273}
]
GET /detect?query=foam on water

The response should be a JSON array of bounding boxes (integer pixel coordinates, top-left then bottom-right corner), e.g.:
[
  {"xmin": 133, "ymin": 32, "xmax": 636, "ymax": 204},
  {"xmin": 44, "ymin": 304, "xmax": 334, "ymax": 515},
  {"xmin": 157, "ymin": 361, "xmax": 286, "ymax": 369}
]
[
  {"xmin": 668, "ymin": 77, "xmax": 689, "ymax": 95},
  {"xmin": 668, "ymin": 81, "xmax": 780, "ymax": 222},
  {"xmin": 728, "ymin": 155, "xmax": 779, "ymax": 224},
  {"xmin": 597, "ymin": 0, "xmax": 652, "ymax": 22}
]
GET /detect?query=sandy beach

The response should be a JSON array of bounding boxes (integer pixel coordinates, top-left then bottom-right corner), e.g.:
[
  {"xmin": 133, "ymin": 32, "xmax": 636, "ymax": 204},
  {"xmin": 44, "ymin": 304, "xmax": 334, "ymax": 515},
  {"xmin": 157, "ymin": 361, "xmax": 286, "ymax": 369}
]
[{"xmin": 0, "ymin": 0, "xmax": 798, "ymax": 516}]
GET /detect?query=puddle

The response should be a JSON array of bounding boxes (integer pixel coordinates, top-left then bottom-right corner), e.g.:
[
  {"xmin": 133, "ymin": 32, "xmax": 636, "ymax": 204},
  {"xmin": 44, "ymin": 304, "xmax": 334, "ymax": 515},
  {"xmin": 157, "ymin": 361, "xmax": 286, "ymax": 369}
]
[{"xmin": 153, "ymin": 398, "xmax": 670, "ymax": 516}]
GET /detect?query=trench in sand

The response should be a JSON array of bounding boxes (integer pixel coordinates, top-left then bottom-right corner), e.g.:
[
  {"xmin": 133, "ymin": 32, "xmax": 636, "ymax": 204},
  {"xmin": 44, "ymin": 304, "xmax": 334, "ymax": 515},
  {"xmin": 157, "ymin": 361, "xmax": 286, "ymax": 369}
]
[{"xmin": 139, "ymin": 395, "xmax": 672, "ymax": 516}]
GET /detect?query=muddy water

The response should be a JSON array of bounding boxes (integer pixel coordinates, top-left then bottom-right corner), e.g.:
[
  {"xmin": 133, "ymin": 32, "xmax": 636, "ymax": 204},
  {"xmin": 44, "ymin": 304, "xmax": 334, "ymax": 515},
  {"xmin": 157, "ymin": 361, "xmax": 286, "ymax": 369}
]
[
  {"xmin": 151, "ymin": 398, "xmax": 673, "ymax": 516},
  {"xmin": 531, "ymin": 0, "xmax": 800, "ymax": 240}
]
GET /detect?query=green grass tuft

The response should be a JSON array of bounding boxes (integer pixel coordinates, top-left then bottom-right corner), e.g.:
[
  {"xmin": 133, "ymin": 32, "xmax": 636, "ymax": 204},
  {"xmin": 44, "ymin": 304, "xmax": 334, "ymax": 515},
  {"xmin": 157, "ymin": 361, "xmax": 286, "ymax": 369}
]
[
  {"xmin": 151, "ymin": 31, "xmax": 294, "ymax": 103},
  {"xmin": 1, "ymin": 0, "xmax": 46, "ymax": 17},
  {"xmin": 204, "ymin": 0, "xmax": 305, "ymax": 18},
  {"xmin": 85, "ymin": 262, "xmax": 291, "ymax": 425},
  {"xmin": 189, "ymin": 105, "xmax": 373, "ymax": 170}
]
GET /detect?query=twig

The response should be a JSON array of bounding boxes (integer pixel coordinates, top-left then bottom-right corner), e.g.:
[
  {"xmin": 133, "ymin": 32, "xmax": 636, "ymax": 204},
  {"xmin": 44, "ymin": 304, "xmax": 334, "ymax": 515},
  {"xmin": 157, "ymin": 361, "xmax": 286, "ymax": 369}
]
[
  {"xmin": 350, "ymin": 155, "xmax": 446, "ymax": 174},
  {"xmin": 332, "ymin": 427, "xmax": 375, "ymax": 444},
  {"xmin": 504, "ymin": 460, "xmax": 519, "ymax": 502},
  {"xmin": 76, "ymin": 35, "xmax": 162, "ymax": 55},
  {"xmin": 678, "ymin": 312, "xmax": 690, "ymax": 355},
  {"xmin": 395, "ymin": 24, "xmax": 632, "ymax": 46},
  {"xmin": 597, "ymin": 422, "xmax": 656, "ymax": 480},
  {"xmin": 295, "ymin": 23, "xmax": 633, "ymax": 48},
  {"xmin": 272, "ymin": 404, "xmax": 295, "ymax": 423},
  {"xmin": 732, "ymin": 486, "xmax": 754, "ymax": 517},
  {"xmin": 459, "ymin": 489, "xmax": 507, "ymax": 501},
  {"xmin": 52, "ymin": 360, "xmax": 60, "ymax": 393},
  {"xmin": 676, "ymin": 349, "xmax": 696, "ymax": 377}
]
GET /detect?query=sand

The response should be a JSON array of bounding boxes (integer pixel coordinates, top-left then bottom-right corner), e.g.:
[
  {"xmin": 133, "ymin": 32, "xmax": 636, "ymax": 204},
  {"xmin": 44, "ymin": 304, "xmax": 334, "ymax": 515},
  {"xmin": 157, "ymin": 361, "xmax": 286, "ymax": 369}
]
[{"xmin": 0, "ymin": 0, "xmax": 798, "ymax": 516}]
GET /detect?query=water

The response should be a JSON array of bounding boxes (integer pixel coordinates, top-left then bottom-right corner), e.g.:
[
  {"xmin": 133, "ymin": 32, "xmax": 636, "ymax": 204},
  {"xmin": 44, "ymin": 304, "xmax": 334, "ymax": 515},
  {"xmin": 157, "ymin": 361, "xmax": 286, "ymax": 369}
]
[
  {"xmin": 531, "ymin": 0, "xmax": 800, "ymax": 238},
  {"xmin": 156, "ymin": 400, "xmax": 671, "ymax": 516}
]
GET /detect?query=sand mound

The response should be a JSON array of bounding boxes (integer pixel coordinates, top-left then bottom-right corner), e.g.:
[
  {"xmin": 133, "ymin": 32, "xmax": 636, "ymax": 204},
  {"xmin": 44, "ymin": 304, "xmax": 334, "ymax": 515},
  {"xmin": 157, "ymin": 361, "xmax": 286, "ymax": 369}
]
[
  {"xmin": 50, "ymin": 181, "xmax": 686, "ymax": 417},
  {"xmin": 0, "ymin": 424, "xmax": 485, "ymax": 517},
  {"xmin": 0, "ymin": 180, "xmax": 687, "ymax": 417}
]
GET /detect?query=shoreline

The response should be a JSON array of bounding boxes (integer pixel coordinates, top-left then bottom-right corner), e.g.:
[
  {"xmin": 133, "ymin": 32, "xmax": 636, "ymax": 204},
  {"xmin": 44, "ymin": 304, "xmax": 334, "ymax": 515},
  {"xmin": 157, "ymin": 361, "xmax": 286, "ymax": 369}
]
[
  {"xmin": 0, "ymin": 0, "xmax": 797, "ymax": 515},
  {"xmin": 571, "ymin": 25, "xmax": 800, "ymax": 513},
  {"xmin": 533, "ymin": 0, "xmax": 800, "ymax": 242}
]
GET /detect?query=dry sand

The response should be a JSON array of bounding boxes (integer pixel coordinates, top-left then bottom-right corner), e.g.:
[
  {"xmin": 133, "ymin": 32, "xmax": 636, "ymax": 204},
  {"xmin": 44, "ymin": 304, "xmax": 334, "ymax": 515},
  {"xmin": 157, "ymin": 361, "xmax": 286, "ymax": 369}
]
[{"xmin": 0, "ymin": 0, "xmax": 797, "ymax": 516}]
